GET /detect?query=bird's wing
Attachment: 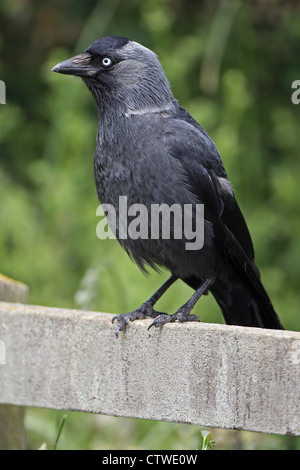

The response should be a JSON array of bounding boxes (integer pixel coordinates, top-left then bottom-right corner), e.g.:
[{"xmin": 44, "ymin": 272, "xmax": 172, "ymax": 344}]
[
  {"xmin": 163, "ymin": 118, "xmax": 255, "ymax": 260},
  {"xmin": 161, "ymin": 115, "xmax": 283, "ymax": 329}
]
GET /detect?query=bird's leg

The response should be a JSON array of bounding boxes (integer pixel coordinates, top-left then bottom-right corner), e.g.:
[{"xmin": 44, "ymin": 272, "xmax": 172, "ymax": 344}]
[
  {"xmin": 148, "ymin": 278, "xmax": 213, "ymax": 330},
  {"xmin": 112, "ymin": 274, "xmax": 177, "ymax": 336}
]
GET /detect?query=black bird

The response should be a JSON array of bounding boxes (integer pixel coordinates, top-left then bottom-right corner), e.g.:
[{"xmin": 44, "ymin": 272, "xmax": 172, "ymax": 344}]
[{"xmin": 52, "ymin": 36, "xmax": 284, "ymax": 335}]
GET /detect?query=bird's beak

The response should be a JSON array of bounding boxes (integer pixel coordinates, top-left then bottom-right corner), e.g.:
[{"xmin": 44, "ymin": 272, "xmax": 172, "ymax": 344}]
[{"xmin": 51, "ymin": 52, "xmax": 96, "ymax": 77}]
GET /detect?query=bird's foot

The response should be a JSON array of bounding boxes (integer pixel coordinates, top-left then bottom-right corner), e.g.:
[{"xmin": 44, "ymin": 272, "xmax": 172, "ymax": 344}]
[
  {"xmin": 147, "ymin": 307, "xmax": 201, "ymax": 330},
  {"xmin": 112, "ymin": 302, "xmax": 163, "ymax": 337}
]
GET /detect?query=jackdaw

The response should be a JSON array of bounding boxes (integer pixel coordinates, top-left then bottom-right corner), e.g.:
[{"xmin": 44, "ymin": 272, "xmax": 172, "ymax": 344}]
[{"xmin": 52, "ymin": 36, "xmax": 284, "ymax": 335}]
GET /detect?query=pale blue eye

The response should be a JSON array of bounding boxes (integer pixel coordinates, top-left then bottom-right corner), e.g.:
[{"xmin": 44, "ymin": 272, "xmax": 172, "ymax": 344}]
[{"xmin": 102, "ymin": 57, "xmax": 112, "ymax": 67}]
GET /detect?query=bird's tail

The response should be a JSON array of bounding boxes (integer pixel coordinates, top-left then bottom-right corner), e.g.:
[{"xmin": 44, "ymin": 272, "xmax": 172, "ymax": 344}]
[{"xmin": 210, "ymin": 261, "xmax": 284, "ymax": 329}]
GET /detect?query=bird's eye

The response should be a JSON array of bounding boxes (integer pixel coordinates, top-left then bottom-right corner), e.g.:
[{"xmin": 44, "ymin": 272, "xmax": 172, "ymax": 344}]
[{"xmin": 101, "ymin": 57, "xmax": 113, "ymax": 68}]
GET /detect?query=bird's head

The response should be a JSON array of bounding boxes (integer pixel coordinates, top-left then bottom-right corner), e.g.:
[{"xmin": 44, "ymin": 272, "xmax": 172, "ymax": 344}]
[{"xmin": 52, "ymin": 36, "xmax": 174, "ymax": 114}]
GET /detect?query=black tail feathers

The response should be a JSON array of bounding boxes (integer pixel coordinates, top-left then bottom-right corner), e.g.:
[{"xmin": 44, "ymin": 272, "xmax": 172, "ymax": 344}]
[{"xmin": 210, "ymin": 262, "xmax": 284, "ymax": 329}]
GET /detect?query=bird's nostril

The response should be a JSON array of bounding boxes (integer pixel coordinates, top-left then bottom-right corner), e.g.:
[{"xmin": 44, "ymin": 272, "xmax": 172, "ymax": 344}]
[{"xmin": 71, "ymin": 52, "xmax": 92, "ymax": 65}]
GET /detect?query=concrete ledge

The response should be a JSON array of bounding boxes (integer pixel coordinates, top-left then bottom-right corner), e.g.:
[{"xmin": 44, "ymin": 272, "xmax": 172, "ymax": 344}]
[
  {"xmin": 0, "ymin": 276, "xmax": 27, "ymax": 450},
  {"xmin": 0, "ymin": 275, "xmax": 28, "ymax": 304},
  {"xmin": 0, "ymin": 301, "xmax": 299, "ymax": 436}
]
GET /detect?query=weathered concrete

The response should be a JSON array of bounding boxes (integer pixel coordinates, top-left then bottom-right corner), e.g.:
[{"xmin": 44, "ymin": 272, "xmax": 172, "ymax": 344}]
[
  {"xmin": 0, "ymin": 300, "xmax": 299, "ymax": 436},
  {"xmin": 0, "ymin": 276, "xmax": 27, "ymax": 450},
  {"xmin": 0, "ymin": 275, "xmax": 28, "ymax": 304}
]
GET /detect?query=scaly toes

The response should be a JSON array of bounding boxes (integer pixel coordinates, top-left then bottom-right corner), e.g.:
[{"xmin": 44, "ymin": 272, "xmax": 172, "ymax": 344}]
[
  {"xmin": 176, "ymin": 312, "xmax": 201, "ymax": 323},
  {"xmin": 147, "ymin": 310, "xmax": 201, "ymax": 330},
  {"xmin": 112, "ymin": 304, "xmax": 201, "ymax": 335},
  {"xmin": 112, "ymin": 303, "xmax": 163, "ymax": 337},
  {"xmin": 147, "ymin": 313, "xmax": 176, "ymax": 330},
  {"xmin": 112, "ymin": 312, "xmax": 133, "ymax": 337}
]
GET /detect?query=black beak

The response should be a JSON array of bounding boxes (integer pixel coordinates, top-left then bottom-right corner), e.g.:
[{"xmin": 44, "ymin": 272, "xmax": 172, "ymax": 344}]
[{"xmin": 51, "ymin": 52, "xmax": 96, "ymax": 77}]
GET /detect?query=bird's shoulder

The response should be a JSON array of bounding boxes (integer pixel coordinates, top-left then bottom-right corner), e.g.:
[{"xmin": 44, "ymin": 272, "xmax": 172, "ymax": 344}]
[
  {"xmin": 162, "ymin": 106, "xmax": 227, "ymax": 179},
  {"xmin": 162, "ymin": 109, "xmax": 230, "ymax": 218}
]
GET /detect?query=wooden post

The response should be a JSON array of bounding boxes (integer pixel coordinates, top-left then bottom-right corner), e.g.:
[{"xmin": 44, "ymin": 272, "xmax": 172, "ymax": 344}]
[{"xmin": 0, "ymin": 275, "xmax": 28, "ymax": 450}]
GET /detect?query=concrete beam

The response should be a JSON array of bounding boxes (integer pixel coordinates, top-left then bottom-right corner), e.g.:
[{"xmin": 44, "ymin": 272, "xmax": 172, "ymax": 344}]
[
  {"xmin": 0, "ymin": 275, "xmax": 28, "ymax": 304},
  {"xmin": 0, "ymin": 276, "xmax": 27, "ymax": 450},
  {"xmin": 0, "ymin": 300, "xmax": 299, "ymax": 435}
]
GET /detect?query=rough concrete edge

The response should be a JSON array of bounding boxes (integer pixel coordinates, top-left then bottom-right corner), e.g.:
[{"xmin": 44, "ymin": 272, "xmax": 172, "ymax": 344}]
[{"xmin": 0, "ymin": 300, "xmax": 298, "ymax": 339}]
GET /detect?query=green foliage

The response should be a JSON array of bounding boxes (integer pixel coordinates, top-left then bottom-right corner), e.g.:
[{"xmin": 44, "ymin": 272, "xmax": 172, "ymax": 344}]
[
  {"xmin": 199, "ymin": 430, "xmax": 215, "ymax": 450},
  {"xmin": 1, "ymin": 0, "xmax": 300, "ymax": 450},
  {"xmin": 53, "ymin": 414, "xmax": 68, "ymax": 451}
]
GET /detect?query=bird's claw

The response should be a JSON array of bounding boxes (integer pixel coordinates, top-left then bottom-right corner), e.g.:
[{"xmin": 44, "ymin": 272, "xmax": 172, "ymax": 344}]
[
  {"xmin": 112, "ymin": 302, "xmax": 163, "ymax": 337},
  {"xmin": 147, "ymin": 310, "xmax": 201, "ymax": 330},
  {"xmin": 147, "ymin": 313, "xmax": 176, "ymax": 330},
  {"xmin": 112, "ymin": 312, "xmax": 131, "ymax": 337},
  {"xmin": 113, "ymin": 303, "xmax": 201, "ymax": 336}
]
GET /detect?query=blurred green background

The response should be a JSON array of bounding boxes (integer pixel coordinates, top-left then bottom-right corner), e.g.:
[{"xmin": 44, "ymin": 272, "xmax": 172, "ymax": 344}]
[{"xmin": 0, "ymin": 0, "xmax": 299, "ymax": 450}]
